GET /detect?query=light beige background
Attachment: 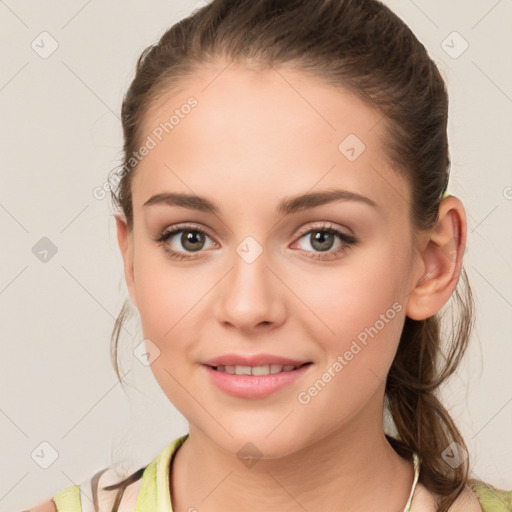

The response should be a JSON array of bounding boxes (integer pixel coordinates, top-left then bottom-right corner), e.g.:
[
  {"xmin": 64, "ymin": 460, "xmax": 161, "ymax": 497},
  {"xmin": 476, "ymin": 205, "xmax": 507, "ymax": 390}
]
[{"xmin": 0, "ymin": 1, "xmax": 511, "ymax": 510}]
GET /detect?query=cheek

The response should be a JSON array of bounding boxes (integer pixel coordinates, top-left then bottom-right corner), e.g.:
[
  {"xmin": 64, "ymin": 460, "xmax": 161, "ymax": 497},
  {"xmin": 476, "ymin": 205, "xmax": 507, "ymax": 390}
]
[
  {"xmin": 133, "ymin": 244, "xmax": 202, "ymax": 340},
  {"xmin": 133, "ymin": 259, "xmax": 200, "ymax": 406},
  {"xmin": 293, "ymin": 248, "xmax": 405, "ymax": 336},
  {"xmin": 132, "ymin": 249, "xmax": 217, "ymax": 387},
  {"xmin": 290, "ymin": 243, "xmax": 407, "ymax": 386},
  {"xmin": 294, "ymin": 278, "xmax": 405, "ymax": 429}
]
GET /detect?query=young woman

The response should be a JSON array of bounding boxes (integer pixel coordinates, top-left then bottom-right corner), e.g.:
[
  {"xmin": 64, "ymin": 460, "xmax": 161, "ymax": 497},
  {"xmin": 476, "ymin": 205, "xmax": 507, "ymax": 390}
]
[{"xmin": 25, "ymin": 0, "xmax": 512, "ymax": 511}]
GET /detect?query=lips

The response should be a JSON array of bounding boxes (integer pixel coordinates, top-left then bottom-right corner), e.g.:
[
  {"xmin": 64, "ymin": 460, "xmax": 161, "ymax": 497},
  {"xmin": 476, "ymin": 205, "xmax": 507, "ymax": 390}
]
[
  {"xmin": 203, "ymin": 361, "xmax": 313, "ymax": 398},
  {"xmin": 202, "ymin": 353, "xmax": 311, "ymax": 367}
]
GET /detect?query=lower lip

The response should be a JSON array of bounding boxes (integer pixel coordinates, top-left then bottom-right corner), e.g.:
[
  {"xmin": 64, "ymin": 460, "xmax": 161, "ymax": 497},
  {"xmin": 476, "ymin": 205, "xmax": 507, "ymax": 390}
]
[{"xmin": 202, "ymin": 363, "xmax": 313, "ymax": 399}]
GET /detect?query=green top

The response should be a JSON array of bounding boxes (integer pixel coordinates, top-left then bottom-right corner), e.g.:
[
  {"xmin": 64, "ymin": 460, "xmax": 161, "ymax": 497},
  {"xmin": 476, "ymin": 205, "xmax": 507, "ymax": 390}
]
[{"xmin": 52, "ymin": 434, "xmax": 512, "ymax": 512}]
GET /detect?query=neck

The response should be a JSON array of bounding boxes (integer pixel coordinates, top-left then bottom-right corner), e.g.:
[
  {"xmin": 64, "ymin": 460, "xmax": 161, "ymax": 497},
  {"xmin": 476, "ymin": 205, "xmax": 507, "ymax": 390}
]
[{"xmin": 170, "ymin": 398, "xmax": 415, "ymax": 512}]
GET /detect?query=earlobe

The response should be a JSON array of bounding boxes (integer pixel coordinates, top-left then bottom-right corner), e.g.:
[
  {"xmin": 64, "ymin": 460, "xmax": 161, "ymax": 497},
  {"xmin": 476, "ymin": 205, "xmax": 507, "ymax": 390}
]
[
  {"xmin": 406, "ymin": 196, "xmax": 467, "ymax": 321},
  {"xmin": 114, "ymin": 213, "xmax": 138, "ymax": 309}
]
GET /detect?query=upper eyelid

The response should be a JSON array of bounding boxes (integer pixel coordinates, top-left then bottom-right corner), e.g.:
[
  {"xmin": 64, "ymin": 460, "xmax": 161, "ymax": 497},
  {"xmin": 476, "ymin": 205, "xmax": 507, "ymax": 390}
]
[
  {"xmin": 161, "ymin": 221, "xmax": 351, "ymax": 239},
  {"xmin": 160, "ymin": 222, "xmax": 355, "ymax": 247},
  {"xmin": 294, "ymin": 222, "xmax": 352, "ymax": 237},
  {"xmin": 162, "ymin": 222, "xmax": 214, "ymax": 236}
]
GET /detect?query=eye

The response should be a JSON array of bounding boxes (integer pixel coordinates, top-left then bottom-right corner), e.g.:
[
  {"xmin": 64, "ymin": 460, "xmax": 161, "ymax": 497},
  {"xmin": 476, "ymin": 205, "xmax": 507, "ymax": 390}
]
[
  {"xmin": 292, "ymin": 223, "xmax": 358, "ymax": 260},
  {"xmin": 153, "ymin": 223, "xmax": 217, "ymax": 261},
  {"xmin": 153, "ymin": 222, "xmax": 358, "ymax": 262}
]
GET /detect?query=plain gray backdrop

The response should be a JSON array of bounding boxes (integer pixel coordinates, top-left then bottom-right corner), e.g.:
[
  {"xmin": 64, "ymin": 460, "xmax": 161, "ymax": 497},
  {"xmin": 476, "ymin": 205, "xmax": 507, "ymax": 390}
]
[{"xmin": 0, "ymin": 1, "xmax": 511, "ymax": 510}]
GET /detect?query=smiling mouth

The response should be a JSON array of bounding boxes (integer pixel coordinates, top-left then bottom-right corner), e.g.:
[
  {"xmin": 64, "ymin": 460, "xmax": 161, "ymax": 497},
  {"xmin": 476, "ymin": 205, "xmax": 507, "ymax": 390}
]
[{"xmin": 208, "ymin": 362, "xmax": 312, "ymax": 376}]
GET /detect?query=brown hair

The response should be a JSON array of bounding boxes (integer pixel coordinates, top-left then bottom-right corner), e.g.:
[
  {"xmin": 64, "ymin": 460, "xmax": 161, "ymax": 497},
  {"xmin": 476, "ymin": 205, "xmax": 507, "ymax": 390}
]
[{"xmin": 104, "ymin": 1, "xmax": 475, "ymax": 511}]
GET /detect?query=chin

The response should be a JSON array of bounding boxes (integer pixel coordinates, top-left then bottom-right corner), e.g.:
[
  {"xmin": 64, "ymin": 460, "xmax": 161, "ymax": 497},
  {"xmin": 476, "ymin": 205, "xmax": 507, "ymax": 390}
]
[{"xmin": 206, "ymin": 425, "xmax": 309, "ymax": 461}]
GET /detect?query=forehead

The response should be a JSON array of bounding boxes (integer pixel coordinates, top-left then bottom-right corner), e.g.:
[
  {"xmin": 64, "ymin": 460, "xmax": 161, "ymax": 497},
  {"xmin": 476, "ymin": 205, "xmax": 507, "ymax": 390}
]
[
  {"xmin": 142, "ymin": 61, "xmax": 384, "ymax": 146},
  {"xmin": 131, "ymin": 62, "xmax": 411, "ymax": 218}
]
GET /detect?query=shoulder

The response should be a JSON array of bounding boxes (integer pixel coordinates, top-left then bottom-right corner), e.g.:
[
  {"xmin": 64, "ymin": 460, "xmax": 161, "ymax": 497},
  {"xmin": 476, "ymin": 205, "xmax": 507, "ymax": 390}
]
[
  {"xmin": 24, "ymin": 438, "xmax": 184, "ymax": 512},
  {"xmin": 468, "ymin": 478, "xmax": 512, "ymax": 512},
  {"xmin": 24, "ymin": 466, "xmax": 144, "ymax": 512},
  {"xmin": 413, "ymin": 479, "xmax": 512, "ymax": 512},
  {"xmin": 411, "ymin": 482, "xmax": 482, "ymax": 511},
  {"xmin": 96, "ymin": 466, "xmax": 144, "ymax": 512},
  {"xmin": 447, "ymin": 483, "xmax": 484, "ymax": 511},
  {"xmin": 23, "ymin": 498, "xmax": 57, "ymax": 512}
]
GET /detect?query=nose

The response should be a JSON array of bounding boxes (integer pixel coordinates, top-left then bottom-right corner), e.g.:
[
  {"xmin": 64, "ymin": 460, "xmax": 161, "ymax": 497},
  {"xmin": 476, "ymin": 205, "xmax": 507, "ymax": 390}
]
[{"xmin": 214, "ymin": 242, "xmax": 286, "ymax": 333}]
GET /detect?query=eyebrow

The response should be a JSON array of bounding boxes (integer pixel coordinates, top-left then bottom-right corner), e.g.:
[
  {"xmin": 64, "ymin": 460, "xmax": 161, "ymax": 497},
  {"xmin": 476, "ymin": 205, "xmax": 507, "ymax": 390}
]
[{"xmin": 143, "ymin": 189, "xmax": 378, "ymax": 215}]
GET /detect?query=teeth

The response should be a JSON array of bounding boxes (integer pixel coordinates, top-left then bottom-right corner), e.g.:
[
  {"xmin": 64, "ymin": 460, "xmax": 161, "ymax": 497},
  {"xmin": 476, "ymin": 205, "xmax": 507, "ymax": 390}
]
[
  {"xmin": 235, "ymin": 365, "xmax": 252, "ymax": 376},
  {"xmin": 251, "ymin": 365, "xmax": 271, "ymax": 376},
  {"xmin": 215, "ymin": 364, "xmax": 299, "ymax": 375}
]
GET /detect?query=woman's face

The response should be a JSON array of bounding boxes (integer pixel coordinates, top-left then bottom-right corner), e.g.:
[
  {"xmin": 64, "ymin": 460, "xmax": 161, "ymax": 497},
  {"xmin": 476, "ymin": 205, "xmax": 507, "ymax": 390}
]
[{"xmin": 117, "ymin": 62, "xmax": 427, "ymax": 457}]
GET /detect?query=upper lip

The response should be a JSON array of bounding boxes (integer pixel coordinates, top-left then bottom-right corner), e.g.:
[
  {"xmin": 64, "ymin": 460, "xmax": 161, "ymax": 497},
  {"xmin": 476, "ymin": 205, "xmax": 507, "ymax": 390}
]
[{"xmin": 202, "ymin": 353, "xmax": 311, "ymax": 367}]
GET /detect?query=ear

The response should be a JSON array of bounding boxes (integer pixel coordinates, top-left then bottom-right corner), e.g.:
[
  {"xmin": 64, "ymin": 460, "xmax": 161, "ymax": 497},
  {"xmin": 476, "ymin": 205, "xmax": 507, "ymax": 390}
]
[
  {"xmin": 406, "ymin": 196, "xmax": 467, "ymax": 320},
  {"xmin": 114, "ymin": 212, "xmax": 138, "ymax": 310}
]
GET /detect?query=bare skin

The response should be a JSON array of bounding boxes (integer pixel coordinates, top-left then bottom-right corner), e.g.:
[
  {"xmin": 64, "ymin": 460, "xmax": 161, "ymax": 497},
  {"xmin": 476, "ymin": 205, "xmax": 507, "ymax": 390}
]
[{"xmin": 108, "ymin": 60, "xmax": 473, "ymax": 512}]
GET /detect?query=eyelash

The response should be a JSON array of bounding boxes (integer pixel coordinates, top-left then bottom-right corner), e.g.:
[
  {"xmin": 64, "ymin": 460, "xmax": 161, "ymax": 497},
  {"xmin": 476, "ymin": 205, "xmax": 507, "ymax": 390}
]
[{"xmin": 153, "ymin": 222, "xmax": 358, "ymax": 261}]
